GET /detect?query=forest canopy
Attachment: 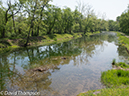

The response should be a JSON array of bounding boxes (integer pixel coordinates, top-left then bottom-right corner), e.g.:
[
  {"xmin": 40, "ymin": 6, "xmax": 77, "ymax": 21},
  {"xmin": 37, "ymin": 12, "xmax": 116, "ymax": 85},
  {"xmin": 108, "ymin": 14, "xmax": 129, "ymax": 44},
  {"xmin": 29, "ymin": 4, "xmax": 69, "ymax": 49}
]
[{"xmin": 0, "ymin": 0, "xmax": 122, "ymax": 46}]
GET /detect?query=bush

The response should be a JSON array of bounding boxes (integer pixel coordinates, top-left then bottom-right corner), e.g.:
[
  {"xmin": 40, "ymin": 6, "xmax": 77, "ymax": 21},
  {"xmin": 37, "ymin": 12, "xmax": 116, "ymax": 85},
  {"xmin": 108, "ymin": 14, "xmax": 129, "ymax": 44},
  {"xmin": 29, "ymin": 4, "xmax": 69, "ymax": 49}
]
[{"xmin": 54, "ymin": 38, "xmax": 57, "ymax": 41}]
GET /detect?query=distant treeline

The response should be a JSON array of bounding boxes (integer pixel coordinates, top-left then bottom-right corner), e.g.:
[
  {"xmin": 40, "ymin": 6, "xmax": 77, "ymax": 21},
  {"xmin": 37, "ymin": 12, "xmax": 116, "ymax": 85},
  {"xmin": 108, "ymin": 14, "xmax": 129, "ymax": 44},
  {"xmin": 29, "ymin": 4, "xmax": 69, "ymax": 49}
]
[{"xmin": 0, "ymin": 0, "xmax": 123, "ymax": 46}]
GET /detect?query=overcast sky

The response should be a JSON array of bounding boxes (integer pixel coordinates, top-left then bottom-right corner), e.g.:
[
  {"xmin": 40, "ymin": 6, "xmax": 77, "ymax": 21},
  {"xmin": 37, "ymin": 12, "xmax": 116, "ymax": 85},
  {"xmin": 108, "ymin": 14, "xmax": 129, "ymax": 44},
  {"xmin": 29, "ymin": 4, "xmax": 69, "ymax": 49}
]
[{"xmin": 50, "ymin": 0, "xmax": 129, "ymax": 21}]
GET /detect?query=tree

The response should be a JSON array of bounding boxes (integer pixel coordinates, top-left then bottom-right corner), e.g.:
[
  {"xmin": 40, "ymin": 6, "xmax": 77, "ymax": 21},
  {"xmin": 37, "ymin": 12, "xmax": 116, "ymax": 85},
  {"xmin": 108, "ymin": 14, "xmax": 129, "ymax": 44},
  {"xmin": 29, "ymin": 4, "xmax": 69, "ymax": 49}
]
[
  {"xmin": 62, "ymin": 7, "xmax": 74, "ymax": 34},
  {"xmin": 76, "ymin": 1, "xmax": 95, "ymax": 34},
  {"xmin": 0, "ymin": 8, "xmax": 5, "ymax": 37},
  {"xmin": 24, "ymin": 0, "xmax": 38, "ymax": 46},
  {"xmin": 24, "ymin": 0, "xmax": 51, "ymax": 46},
  {"xmin": 119, "ymin": 7, "xmax": 129, "ymax": 33},
  {"xmin": 73, "ymin": 8, "xmax": 83, "ymax": 32},
  {"xmin": 1, "ymin": 0, "xmax": 25, "ymax": 38},
  {"xmin": 44, "ymin": 5, "xmax": 61, "ymax": 34},
  {"xmin": 36, "ymin": 0, "xmax": 51, "ymax": 36}
]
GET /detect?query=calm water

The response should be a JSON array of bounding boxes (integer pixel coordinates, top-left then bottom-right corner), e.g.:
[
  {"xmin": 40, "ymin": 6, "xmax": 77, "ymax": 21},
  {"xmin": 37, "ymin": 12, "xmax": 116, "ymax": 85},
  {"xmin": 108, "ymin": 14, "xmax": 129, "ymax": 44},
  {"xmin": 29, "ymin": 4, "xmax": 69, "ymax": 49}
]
[{"xmin": 0, "ymin": 32, "xmax": 129, "ymax": 96}]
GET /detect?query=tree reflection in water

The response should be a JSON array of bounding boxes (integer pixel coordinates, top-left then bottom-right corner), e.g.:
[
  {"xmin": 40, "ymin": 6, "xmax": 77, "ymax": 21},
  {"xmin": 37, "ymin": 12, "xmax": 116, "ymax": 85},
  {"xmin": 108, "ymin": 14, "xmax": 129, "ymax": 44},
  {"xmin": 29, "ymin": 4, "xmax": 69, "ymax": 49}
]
[{"xmin": 0, "ymin": 32, "xmax": 125, "ymax": 96}]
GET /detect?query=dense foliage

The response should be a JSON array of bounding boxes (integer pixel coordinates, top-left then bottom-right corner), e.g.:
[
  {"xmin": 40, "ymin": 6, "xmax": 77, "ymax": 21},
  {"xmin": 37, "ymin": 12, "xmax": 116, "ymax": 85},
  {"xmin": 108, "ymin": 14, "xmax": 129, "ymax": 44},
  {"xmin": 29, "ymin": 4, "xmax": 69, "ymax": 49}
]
[
  {"xmin": 118, "ymin": 5, "xmax": 129, "ymax": 34},
  {"xmin": 0, "ymin": 0, "xmax": 119, "ymax": 46}
]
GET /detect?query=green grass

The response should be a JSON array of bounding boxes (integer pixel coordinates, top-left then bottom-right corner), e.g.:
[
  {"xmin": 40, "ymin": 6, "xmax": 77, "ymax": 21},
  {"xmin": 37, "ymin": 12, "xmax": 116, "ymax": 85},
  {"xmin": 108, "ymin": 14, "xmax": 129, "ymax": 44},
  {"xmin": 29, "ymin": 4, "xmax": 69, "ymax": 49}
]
[
  {"xmin": 78, "ymin": 87, "xmax": 129, "ymax": 96},
  {"xmin": 78, "ymin": 61, "xmax": 129, "ymax": 96},
  {"xmin": 115, "ymin": 62, "xmax": 129, "ymax": 69},
  {"xmin": 101, "ymin": 62, "xmax": 129, "ymax": 88},
  {"xmin": 85, "ymin": 31, "xmax": 100, "ymax": 36},
  {"xmin": 0, "ymin": 33, "xmax": 83, "ymax": 53},
  {"xmin": 112, "ymin": 59, "xmax": 129, "ymax": 68},
  {"xmin": 101, "ymin": 69, "xmax": 129, "ymax": 87},
  {"xmin": 0, "ymin": 32, "xmax": 100, "ymax": 53},
  {"xmin": 78, "ymin": 68, "xmax": 129, "ymax": 96}
]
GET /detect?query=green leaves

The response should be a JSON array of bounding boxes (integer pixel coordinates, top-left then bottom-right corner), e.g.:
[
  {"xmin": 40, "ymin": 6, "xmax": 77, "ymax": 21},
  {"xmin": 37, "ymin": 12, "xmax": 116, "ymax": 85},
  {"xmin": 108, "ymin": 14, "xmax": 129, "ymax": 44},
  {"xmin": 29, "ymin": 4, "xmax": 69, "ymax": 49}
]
[
  {"xmin": 0, "ymin": 0, "xmax": 120, "ymax": 39},
  {"xmin": 119, "ymin": 9, "xmax": 129, "ymax": 33}
]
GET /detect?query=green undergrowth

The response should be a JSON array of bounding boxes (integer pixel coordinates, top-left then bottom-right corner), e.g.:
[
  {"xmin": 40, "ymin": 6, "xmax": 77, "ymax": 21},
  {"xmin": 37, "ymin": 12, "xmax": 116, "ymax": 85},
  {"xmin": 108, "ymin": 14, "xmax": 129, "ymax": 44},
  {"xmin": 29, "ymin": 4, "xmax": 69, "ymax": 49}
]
[
  {"xmin": 0, "ymin": 32, "xmax": 100, "ymax": 53},
  {"xmin": 117, "ymin": 32, "xmax": 129, "ymax": 50},
  {"xmin": 32, "ymin": 33, "xmax": 83, "ymax": 47}
]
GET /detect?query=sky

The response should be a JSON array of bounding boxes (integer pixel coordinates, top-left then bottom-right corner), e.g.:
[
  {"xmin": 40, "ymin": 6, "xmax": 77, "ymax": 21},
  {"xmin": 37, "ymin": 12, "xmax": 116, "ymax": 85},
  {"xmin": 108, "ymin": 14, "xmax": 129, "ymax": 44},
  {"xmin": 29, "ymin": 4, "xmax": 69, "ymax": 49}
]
[{"xmin": 50, "ymin": 0, "xmax": 129, "ymax": 21}]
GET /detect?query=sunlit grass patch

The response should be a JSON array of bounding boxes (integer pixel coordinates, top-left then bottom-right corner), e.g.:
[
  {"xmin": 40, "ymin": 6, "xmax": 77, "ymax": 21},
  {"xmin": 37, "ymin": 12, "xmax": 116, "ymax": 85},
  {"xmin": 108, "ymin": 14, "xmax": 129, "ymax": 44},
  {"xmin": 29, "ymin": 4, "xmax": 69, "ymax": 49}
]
[
  {"xmin": 115, "ymin": 62, "xmax": 129, "ymax": 69},
  {"xmin": 78, "ymin": 87, "xmax": 129, "ymax": 96},
  {"xmin": 101, "ymin": 69, "xmax": 129, "ymax": 87},
  {"xmin": 112, "ymin": 59, "xmax": 129, "ymax": 69},
  {"xmin": 85, "ymin": 31, "xmax": 100, "ymax": 36}
]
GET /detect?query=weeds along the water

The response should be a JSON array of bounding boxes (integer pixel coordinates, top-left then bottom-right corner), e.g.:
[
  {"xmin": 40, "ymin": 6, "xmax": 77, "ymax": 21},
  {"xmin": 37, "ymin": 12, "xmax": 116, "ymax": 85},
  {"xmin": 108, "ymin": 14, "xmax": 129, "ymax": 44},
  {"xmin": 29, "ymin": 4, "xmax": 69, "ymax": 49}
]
[
  {"xmin": 101, "ymin": 61, "xmax": 129, "ymax": 87},
  {"xmin": 117, "ymin": 32, "xmax": 129, "ymax": 50},
  {"xmin": 101, "ymin": 69, "xmax": 129, "ymax": 87},
  {"xmin": 78, "ymin": 61, "xmax": 129, "ymax": 96},
  {"xmin": 112, "ymin": 59, "xmax": 129, "ymax": 68},
  {"xmin": 114, "ymin": 62, "xmax": 129, "ymax": 68}
]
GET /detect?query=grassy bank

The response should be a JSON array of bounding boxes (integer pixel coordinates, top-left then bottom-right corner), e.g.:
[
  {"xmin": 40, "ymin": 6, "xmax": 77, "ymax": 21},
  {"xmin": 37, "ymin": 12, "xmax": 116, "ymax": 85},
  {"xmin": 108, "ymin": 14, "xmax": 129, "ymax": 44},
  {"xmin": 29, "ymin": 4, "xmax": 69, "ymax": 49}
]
[
  {"xmin": 0, "ymin": 33, "xmax": 82, "ymax": 49},
  {"xmin": 117, "ymin": 32, "xmax": 129, "ymax": 51},
  {"xmin": 78, "ymin": 87, "xmax": 129, "ymax": 96},
  {"xmin": 78, "ymin": 62, "xmax": 129, "ymax": 96},
  {"xmin": 0, "ymin": 32, "xmax": 100, "ymax": 53},
  {"xmin": 78, "ymin": 32, "xmax": 129, "ymax": 96}
]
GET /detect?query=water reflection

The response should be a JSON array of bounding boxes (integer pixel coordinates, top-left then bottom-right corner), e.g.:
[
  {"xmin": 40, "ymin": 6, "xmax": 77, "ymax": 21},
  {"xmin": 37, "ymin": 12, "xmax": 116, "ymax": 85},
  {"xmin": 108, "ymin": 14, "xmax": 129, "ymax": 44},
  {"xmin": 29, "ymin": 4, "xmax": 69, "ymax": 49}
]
[
  {"xmin": 0, "ymin": 32, "xmax": 128, "ymax": 96},
  {"xmin": 117, "ymin": 45, "xmax": 129, "ymax": 63}
]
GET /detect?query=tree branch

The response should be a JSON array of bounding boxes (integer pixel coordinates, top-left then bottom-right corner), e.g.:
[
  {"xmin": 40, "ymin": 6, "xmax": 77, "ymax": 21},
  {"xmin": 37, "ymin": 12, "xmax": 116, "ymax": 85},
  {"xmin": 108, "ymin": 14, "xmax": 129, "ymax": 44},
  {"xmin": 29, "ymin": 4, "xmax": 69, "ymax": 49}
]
[{"xmin": 7, "ymin": 5, "xmax": 22, "ymax": 19}]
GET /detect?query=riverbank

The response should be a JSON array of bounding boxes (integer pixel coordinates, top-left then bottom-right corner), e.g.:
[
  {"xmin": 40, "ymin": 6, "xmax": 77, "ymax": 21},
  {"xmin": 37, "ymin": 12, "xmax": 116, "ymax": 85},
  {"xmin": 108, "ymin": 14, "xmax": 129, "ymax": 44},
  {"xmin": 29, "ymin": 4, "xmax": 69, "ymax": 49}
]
[
  {"xmin": 0, "ymin": 31, "xmax": 100, "ymax": 54},
  {"xmin": 117, "ymin": 32, "xmax": 129, "ymax": 53},
  {"xmin": 78, "ymin": 63, "xmax": 129, "ymax": 96},
  {"xmin": 78, "ymin": 32, "xmax": 129, "ymax": 96}
]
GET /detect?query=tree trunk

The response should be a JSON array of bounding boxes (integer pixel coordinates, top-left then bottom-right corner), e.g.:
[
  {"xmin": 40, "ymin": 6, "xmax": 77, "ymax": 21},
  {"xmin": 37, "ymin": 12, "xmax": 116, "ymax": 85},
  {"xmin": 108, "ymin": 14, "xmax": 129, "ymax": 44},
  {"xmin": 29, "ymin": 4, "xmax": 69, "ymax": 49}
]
[
  {"xmin": 24, "ymin": 28, "xmax": 32, "ymax": 47},
  {"xmin": 37, "ymin": 26, "xmax": 39, "ymax": 36},
  {"xmin": 24, "ymin": 1, "xmax": 37, "ymax": 47},
  {"xmin": 2, "ymin": 10, "xmax": 8, "ymax": 38},
  {"xmin": 12, "ymin": 12, "xmax": 16, "ymax": 34},
  {"xmin": 31, "ymin": 28, "xmax": 34, "ymax": 36},
  {"xmin": 37, "ymin": 1, "xmax": 49, "ymax": 36},
  {"xmin": 18, "ymin": 28, "xmax": 21, "ymax": 34},
  {"xmin": 2, "ymin": 28, "xmax": 5, "ymax": 38}
]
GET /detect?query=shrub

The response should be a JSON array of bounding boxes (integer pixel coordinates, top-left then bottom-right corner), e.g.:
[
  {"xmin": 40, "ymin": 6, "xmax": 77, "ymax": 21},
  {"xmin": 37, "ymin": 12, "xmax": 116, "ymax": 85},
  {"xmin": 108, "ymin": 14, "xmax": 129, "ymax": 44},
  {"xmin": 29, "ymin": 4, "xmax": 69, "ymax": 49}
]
[{"xmin": 54, "ymin": 38, "xmax": 57, "ymax": 41}]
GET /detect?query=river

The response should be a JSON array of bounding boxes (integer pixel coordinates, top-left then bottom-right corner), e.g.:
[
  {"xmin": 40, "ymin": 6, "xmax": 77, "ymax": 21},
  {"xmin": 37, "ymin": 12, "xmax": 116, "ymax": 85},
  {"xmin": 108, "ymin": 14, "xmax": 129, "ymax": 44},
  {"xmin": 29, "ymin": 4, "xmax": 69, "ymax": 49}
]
[{"xmin": 0, "ymin": 32, "xmax": 129, "ymax": 96}]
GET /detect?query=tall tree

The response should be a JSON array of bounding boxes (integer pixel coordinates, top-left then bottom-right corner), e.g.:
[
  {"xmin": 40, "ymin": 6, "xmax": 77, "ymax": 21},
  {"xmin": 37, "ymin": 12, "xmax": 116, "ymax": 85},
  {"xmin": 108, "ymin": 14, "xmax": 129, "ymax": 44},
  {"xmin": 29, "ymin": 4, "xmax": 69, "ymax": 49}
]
[
  {"xmin": 63, "ymin": 7, "xmax": 74, "ymax": 34},
  {"xmin": 36, "ymin": 0, "xmax": 51, "ymax": 36},
  {"xmin": 1, "ymin": 0, "xmax": 24, "ymax": 38},
  {"xmin": 24, "ymin": 0, "xmax": 51, "ymax": 46},
  {"xmin": 44, "ymin": 5, "xmax": 61, "ymax": 34},
  {"xmin": 119, "ymin": 6, "xmax": 129, "ymax": 33},
  {"xmin": 24, "ymin": 0, "xmax": 38, "ymax": 46},
  {"xmin": 77, "ymin": 1, "xmax": 94, "ymax": 34}
]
